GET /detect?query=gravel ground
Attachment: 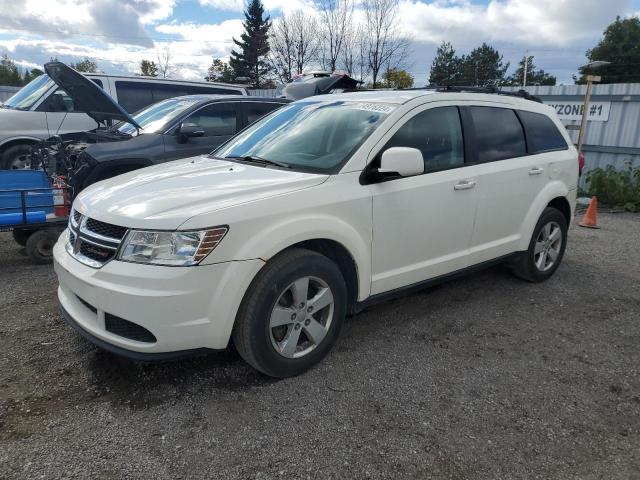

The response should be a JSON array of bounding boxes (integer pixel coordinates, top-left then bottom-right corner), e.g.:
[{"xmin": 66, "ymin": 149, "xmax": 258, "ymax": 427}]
[{"xmin": 1, "ymin": 213, "xmax": 639, "ymax": 480}]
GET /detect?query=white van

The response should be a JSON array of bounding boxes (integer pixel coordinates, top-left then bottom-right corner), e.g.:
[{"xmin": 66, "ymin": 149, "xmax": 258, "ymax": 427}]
[
  {"xmin": 0, "ymin": 71, "xmax": 248, "ymax": 169},
  {"xmin": 54, "ymin": 89, "xmax": 578, "ymax": 377}
]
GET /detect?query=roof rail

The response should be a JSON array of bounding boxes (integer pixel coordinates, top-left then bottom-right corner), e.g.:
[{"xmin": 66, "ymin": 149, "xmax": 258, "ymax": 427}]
[{"xmin": 403, "ymin": 85, "xmax": 543, "ymax": 103}]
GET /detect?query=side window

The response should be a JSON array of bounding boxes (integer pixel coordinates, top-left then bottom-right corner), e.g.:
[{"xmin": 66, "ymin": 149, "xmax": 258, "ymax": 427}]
[
  {"xmin": 115, "ymin": 81, "xmax": 153, "ymax": 113},
  {"xmin": 183, "ymin": 103, "xmax": 237, "ymax": 136},
  {"xmin": 245, "ymin": 102, "xmax": 280, "ymax": 125},
  {"xmin": 36, "ymin": 88, "xmax": 74, "ymax": 112},
  {"xmin": 384, "ymin": 106, "xmax": 464, "ymax": 172},
  {"xmin": 469, "ymin": 107, "xmax": 526, "ymax": 162},
  {"xmin": 517, "ymin": 110, "xmax": 568, "ymax": 153},
  {"xmin": 152, "ymin": 84, "xmax": 188, "ymax": 103}
]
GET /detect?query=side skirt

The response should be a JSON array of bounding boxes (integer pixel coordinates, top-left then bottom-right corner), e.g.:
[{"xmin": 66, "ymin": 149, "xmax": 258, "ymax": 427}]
[{"xmin": 352, "ymin": 252, "xmax": 521, "ymax": 314}]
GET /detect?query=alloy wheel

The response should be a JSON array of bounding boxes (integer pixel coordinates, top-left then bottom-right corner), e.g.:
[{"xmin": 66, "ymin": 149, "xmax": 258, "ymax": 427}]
[
  {"xmin": 269, "ymin": 276, "xmax": 335, "ymax": 359},
  {"xmin": 534, "ymin": 221, "xmax": 562, "ymax": 272}
]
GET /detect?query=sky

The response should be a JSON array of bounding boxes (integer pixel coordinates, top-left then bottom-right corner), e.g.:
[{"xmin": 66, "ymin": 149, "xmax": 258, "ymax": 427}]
[{"xmin": 0, "ymin": 0, "xmax": 639, "ymax": 85}]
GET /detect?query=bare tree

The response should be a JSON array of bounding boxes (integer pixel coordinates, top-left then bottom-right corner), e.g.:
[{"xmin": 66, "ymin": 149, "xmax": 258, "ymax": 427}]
[
  {"xmin": 270, "ymin": 10, "xmax": 321, "ymax": 83},
  {"xmin": 341, "ymin": 25, "xmax": 370, "ymax": 83},
  {"xmin": 362, "ymin": 0, "xmax": 410, "ymax": 87},
  {"xmin": 317, "ymin": 0, "xmax": 353, "ymax": 72},
  {"xmin": 156, "ymin": 46, "xmax": 174, "ymax": 78}
]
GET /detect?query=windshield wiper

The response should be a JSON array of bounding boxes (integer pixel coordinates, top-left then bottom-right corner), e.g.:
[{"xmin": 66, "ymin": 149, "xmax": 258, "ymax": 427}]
[{"xmin": 226, "ymin": 155, "xmax": 291, "ymax": 169}]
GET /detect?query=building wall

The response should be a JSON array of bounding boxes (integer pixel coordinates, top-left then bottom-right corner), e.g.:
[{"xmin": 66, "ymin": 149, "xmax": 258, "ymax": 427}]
[{"xmin": 504, "ymin": 83, "xmax": 640, "ymax": 188}]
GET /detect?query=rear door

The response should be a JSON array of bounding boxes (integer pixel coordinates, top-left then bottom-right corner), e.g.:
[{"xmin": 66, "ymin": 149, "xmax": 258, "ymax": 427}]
[
  {"xmin": 464, "ymin": 105, "xmax": 554, "ymax": 264},
  {"xmin": 162, "ymin": 102, "xmax": 239, "ymax": 161},
  {"xmin": 369, "ymin": 103, "xmax": 480, "ymax": 295}
]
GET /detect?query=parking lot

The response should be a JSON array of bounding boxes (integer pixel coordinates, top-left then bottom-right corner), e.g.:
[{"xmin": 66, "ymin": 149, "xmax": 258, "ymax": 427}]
[{"xmin": 0, "ymin": 212, "xmax": 638, "ymax": 479}]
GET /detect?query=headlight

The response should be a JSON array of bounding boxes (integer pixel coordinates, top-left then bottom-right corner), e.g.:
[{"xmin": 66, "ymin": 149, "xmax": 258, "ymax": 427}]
[{"xmin": 118, "ymin": 227, "xmax": 228, "ymax": 266}]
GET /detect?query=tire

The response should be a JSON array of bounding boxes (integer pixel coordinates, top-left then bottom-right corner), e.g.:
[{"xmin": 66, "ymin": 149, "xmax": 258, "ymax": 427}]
[
  {"xmin": 232, "ymin": 248, "xmax": 348, "ymax": 378},
  {"xmin": 25, "ymin": 230, "xmax": 59, "ymax": 264},
  {"xmin": 12, "ymin": 229, "xmax": 35, "ymax": 247},
  {"xmin": 1, "ymin": 144, "xmax": 33, "ymax": 170},
  {"xmin": 510, "ymin": 207, "xmax": 568, "ymax": 282}
]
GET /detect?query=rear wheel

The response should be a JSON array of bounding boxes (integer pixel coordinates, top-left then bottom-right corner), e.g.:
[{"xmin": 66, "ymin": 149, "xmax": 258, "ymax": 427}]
[
  {"xmin": 1, "ymin": 144, "xmax": 34, "ymax": 170},
  {"xmin": 25, "ymin": 230, "xmax": 59, "ymax": 264},
  {"xmin": 510, "ymin": 207, "xmax": 568, "ymax": 282},
  {"xmin": 232, "ymin": 248, "xmax": 347, "ymax": 377}
]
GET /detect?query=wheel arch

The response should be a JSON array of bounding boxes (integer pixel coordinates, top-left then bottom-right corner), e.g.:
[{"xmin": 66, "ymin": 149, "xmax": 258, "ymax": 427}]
[
  {"xmin": 0, "ymin": 137, "xmax": 40, "ymax": 154},
  {"xmin": 83, "ymin": 158, "xmax": 154, "ymax": 188},
  {"xmin": 517, "ymin": 181, "xmax": 571, "ymax": 251},
  {"xmin": 281, "ymin": 239, "xmax": 360, "ymax": 314}
]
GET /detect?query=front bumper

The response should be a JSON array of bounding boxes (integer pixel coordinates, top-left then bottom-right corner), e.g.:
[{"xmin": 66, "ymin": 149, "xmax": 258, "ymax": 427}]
[{"xmin": 53, "ymin": 235, "xmax": 264, "ymax": 355}]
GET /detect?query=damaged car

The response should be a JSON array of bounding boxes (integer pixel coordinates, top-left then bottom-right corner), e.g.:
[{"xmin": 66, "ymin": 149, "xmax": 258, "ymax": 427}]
[
  {"xmin": 30, "ymin": 62, "xmax": 289, "ymax": 196},
  {"xmin": 0, "ymin": 62, "xmax": 248, "ymax": 170}
]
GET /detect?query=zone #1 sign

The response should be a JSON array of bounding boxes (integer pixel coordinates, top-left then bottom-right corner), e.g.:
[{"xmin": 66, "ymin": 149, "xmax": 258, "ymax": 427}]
[{"xmin": 544, "ymin": 101, "xmax": 611, "ymax": 122}]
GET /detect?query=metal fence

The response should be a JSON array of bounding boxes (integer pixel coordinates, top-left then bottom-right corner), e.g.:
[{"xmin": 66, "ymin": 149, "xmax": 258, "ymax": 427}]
[
  {"xmin": 503, "ymin": 83, "xmax": 640, "ymax": 188},
  {"xmin": 0, "ymin": 85, "xmax": 20, "ymax": 102}
]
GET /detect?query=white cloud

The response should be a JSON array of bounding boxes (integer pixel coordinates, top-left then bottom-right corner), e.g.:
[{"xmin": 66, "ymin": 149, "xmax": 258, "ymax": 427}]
[{"xmin": 398, "ymin": 0, "xmax": 633, "ymax": 48}]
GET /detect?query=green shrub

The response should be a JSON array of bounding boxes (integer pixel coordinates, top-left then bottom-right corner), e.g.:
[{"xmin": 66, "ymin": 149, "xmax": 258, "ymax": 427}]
[{"xmin": 585, "ymin": 162, "xmax": 640, "ymax": 212}]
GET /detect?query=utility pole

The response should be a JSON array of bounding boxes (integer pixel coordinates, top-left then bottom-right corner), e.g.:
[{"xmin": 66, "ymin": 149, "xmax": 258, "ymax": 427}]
[
  {"xmin": 577, "ymin": 75, "xmax": 600, "ymax": 154},
  {"xmin": 523, "ymin": 51, "xmax": 529, "ymax": 87}
]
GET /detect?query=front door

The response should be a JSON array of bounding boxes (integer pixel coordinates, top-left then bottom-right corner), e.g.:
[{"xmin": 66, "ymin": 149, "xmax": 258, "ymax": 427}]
[
  {"xmin": 369, "ymin": 105, "xmax": 479, "ymax": 295},
  {"xmin": 163, "ymin": 102, "xmax": 239, "ymax": 162}
]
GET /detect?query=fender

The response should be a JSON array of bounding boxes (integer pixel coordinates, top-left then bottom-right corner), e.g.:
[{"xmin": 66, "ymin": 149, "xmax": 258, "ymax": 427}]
[
  {"xmin": 227, "ymin": 214, "xmax": 371, "ymax": 301},
  {"xmin": 517, "ymin": 180, "xmax": 569, "ymax": 251}
]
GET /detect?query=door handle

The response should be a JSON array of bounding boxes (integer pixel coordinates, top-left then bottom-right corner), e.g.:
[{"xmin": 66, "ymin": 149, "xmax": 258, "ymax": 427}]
[
  {"xmin": 454, "ymin": 180, "xmax": 477, "ymax": 191},
  {"xmin": 528, "ymin": 167, "xmax": 544, "ymax": 175}
]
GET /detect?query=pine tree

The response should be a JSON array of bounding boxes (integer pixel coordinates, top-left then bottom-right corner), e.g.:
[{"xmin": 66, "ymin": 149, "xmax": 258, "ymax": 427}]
[
  {"xmin": 428, "ymin": 42, "xmax": 460, "ymax": 86},
  {"xmin": 229, "ymin": 0, "xmax": 272, "ymax": 88},
  {"xmin": 458, "ymin": 43, "xmax": 509, "ymax": 86}
]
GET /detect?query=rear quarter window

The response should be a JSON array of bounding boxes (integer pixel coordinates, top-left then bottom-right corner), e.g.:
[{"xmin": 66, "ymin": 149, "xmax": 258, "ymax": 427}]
[
  {"xmin": 469, "ymin": 106, "xmax": 526, "ymax": 163},
  {"xmin": 517, "ymin": 110, "xmax": 568, "ymax": 153}
]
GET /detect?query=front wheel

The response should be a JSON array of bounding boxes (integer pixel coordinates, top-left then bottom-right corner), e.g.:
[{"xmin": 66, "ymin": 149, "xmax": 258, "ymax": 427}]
[
  {"xmin": 1, "ymin": 144, "xmax": 34, "ymax": 170},
  {"xmin": 232, "ymin": 248, "xmax": 347, "ymax": 378},
  {"xmin": 510, "ymin": 207, "xmax": 568, "ymax": 282}
]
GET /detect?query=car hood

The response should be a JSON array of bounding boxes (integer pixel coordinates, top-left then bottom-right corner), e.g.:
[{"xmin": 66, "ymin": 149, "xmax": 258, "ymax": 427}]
[
  {"xmin": 73, "ymin": 156, "xmax": 328, "ymax": 230},
  {"xmin": 45, "ymin": 62, "xmax": 141, "ymax": 129}
]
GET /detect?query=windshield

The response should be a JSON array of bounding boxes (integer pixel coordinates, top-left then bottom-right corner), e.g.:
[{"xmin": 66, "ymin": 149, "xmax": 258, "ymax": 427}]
[
  {"xmin": 117, "ymin": 97, "xmax": 200, "ymax": 135},
  {"xmin": 3, "ymin": 74, "xmax": 54, "ymax": 110},
  {"xmin": 214, "ymin": 100, "xmax": 393, "ymax": 172}
]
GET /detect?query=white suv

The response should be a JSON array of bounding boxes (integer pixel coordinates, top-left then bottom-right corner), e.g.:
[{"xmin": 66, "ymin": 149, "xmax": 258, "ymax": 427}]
[{"xmin": 53, "ymin": 90, "xmax": 578, "ymax": 377}]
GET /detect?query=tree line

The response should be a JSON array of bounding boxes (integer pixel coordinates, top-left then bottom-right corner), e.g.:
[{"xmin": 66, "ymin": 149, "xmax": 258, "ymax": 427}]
[{"xmin": 2, "ymin": 5, "xmax": 638, "ymax": 89}]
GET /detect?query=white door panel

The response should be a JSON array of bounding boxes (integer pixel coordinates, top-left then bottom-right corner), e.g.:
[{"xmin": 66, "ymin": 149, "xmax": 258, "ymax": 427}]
[
  {"xmin": 370, "ymin": 167, "xmax": 479, "ymax": 295},
  {"xmin": 469, "ymin": 154, "xmax": 550, "ymax": 263}
]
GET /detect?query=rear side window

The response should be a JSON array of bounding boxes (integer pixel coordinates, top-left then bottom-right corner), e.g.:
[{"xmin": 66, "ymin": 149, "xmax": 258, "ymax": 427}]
[
  {"xmin": 469, "ymin": 107, "xmax": 526, "ymax": 162},
  {"xmin": 384, "ymin": 106, "xmax": 464, "ymax": 172},
  {"xmin": 245, "ymin": 102, "xmax": 281, "ymax": 125},
  {"xmin": 518, "ymin": 110, "xmax": 568, "ymax": 153},
  {"xmin": 183, "ymin": 103, "xmax": 237, "ymax": 136},
  {"xmin": 115, "ymin": 81, "xmax": 153, "ymax": 113}
]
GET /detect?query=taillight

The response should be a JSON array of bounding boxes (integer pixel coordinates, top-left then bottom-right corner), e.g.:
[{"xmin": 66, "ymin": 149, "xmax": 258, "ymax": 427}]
[{"xmin": 578, "ymin": 152, "xmax": 585, "ymax": 176}]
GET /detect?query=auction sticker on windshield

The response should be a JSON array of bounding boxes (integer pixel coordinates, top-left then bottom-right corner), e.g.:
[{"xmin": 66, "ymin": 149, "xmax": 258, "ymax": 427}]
[{"xmin": 350, "ymin": 103, "xmax": 397, "ymax": 114}]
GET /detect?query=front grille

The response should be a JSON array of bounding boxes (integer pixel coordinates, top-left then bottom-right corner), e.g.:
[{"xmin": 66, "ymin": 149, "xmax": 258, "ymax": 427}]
[
  {"xmin": 79, "ymin": 241, "xmax": 116, "ymax": 263},
  {"xmin": 67, "ymin": 213, "xmax": 128, "ymax": 268},
  {"xmin": 85, "ymin": 218, "xmax": 128, "ymax": 240},
  {"xmin": 105, "ymin": 313, "xmax": 156, "ymax": 343}
]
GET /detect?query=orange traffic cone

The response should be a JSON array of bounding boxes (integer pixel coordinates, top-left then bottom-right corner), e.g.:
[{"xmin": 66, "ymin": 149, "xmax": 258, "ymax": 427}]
[{"xmin": 579, "ymin": 196, "xmax": 600, "ymax": 229}]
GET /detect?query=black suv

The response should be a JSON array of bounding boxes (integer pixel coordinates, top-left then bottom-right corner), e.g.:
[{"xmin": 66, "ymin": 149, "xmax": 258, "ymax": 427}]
[{"xmin": 31, "ymin": 62, "xmax": 289, "ymax": 195}]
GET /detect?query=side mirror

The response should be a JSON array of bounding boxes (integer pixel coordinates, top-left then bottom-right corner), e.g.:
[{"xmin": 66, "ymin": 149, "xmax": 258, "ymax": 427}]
[
  {"xmin": 379, "ymin": 147, "xmax": 424, "ymax": 177},
  {"xmin": 178, "ymin": 122, "xmax": 205, "ymax": 139}
]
